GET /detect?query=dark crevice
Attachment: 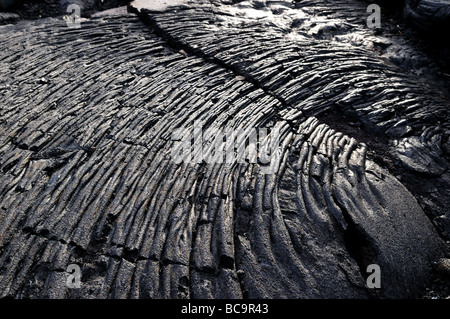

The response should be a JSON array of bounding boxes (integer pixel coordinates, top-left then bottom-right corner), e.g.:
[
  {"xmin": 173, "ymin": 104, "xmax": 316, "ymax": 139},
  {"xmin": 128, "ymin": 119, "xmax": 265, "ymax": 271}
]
[
  {"xmin": 219, "ymin": 254, "xmax": 234, "ymax": 270},
  {"xmin": 22, "ymin": 226, "xmax": 69, "ymax": 247},
  {"xmin": 331, "ymin": 190, "xmax": 379, "ymax": 296},
  {"xmin": 161, "ymin": 258, "xmax": 188, "ymax": 267},
  {"xmin": 343, "ymin": 222, "xmax": 378, "ymax": 278},
  {"xmin": 1, "ymin": 158, "xmax": 19, "ymax": 173},
  {"xmin": 192, "ymin": 265, "xmax": 216, "ymax": 275},
  {"xmin": 122, "ymin": 247, "xmax": 140, "ymax": 263}
]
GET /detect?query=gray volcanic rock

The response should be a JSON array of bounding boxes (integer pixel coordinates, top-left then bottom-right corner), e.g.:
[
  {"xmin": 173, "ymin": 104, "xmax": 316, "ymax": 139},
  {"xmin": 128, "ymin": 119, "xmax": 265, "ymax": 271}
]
[
  {"xmin": 0, "ymin": 11, "xmax": 19, "ymax": 23},
  {"xmin": 0, "ymin": 0, "xmax": 448, "ymax": 299},
  {"xmin": 394, "ymin": 128, "xmax": 448, "ymax": 176},
  {"xmin": 129, "ymin": 0, "xmax": 189, "ymax": 12},
  {"xmin": 0, "ymin": 0, "xmax": 131, "ymax": 19}
]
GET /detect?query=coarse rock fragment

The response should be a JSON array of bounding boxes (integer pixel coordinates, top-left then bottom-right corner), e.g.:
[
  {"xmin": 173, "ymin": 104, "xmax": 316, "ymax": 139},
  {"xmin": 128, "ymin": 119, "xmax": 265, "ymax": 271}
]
[
  {"xmin": 437, "ymin": 258, "xmax": 450, "ymax": 276},
  {"xmin": 393, "ymin": 128, "xmax": 448, "ymax": 176}
]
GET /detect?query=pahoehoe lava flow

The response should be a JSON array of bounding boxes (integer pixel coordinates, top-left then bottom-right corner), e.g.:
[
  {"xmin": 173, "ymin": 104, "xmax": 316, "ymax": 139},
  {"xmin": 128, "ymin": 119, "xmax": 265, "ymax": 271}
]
[{"xmin": 0, "ymin": 0, "xmax": 449, "ymax": 299}]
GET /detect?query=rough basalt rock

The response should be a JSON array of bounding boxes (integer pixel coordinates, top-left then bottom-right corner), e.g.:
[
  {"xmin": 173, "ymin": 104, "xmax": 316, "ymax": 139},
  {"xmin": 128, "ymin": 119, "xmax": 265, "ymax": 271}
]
[
  {"xmin": 0, "ymin": 0, "xmax": 449, "ymax": 299},
  {"xmin": 0, "ymin": 0, "xmax": 130, "ymax": 20}
]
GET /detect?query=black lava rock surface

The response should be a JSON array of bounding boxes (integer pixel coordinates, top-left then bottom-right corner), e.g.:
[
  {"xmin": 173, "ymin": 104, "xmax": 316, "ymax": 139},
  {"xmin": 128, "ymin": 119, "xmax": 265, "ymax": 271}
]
[{"xmin": 0, "ymin": 0, "xmax": 449, "ymax": 299}]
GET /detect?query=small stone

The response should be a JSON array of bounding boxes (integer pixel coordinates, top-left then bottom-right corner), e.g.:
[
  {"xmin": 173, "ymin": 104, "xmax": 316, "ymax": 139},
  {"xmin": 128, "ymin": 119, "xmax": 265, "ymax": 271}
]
[
  {"xmin": 436, "ymin": 258, "xmax": 450, "ymax": 276},
  {"xmin": 386, "ymin": 119, "xmax": 413, "ymax": 137},
  {"xmin": 179, "ymin": 49, "xmax": 188, "ymax": 58}
]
